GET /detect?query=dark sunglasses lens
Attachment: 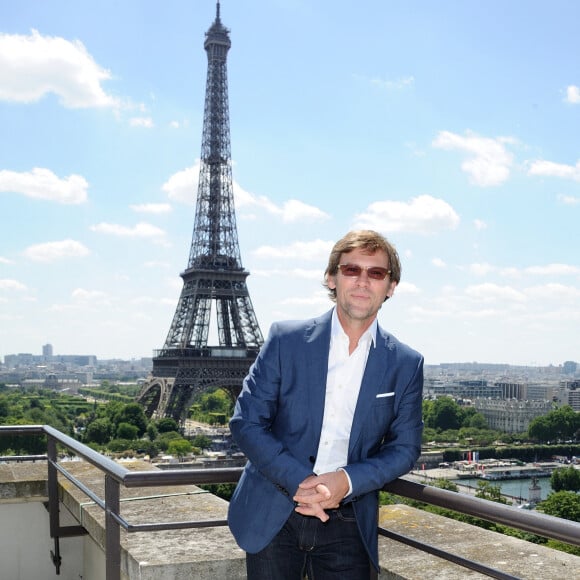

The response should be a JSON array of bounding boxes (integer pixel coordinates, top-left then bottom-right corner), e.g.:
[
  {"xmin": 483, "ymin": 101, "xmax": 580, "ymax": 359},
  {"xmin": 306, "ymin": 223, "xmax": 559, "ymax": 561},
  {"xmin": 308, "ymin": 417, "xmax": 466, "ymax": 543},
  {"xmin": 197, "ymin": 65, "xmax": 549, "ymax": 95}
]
[
  {"xmin": 368, "ymin": 268, "xmax": 387, "ymax": 280},
  {"xmin": 341, "ymin": 265, "xmax": 361, "ymax": 276}
]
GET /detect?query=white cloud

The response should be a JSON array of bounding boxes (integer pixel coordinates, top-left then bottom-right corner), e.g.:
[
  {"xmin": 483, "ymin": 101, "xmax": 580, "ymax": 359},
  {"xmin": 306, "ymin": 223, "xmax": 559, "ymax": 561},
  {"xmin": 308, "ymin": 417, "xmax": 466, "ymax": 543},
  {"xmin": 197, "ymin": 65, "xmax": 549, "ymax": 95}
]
[
  {"xmin": 90, "ymin": 222, "xmax": 168, "ymax": 245},
  {"xmin": 499, "ymin": 267, "xmax": 522, "ymax": 279},
  {"xmin": 162, "ymin": 163, "xmax": 200, "ymax": 204},
  {"xmin": 565, "ymin": 85, "xmax": 580, "ymax": 104},
  {"xmin": 469, "ymin": 262, "xmax": 494, "ymax": 276},
  {"xmin": 465, "ymin": 283, "xmax": 527, "ymax": 302},
  {"xmin": 234, "ymin": 184, "xmax": 328, "ymax": 223},
  {"xmin": 0, "ymin": 279, "xmax": 27, "ymax": 291},
  {"xmin": 473, "ymin": 219, "xmax": 488, "ymax": 230},
  {"xmin": 252, "ymin": 268, "xmax": 322, "ymax": 280},
  {"xmin": 369, "ymin": 75, "xmax": 414, "ymax": 91},
  {"xmin": 22, "ymin": 239, "xmax": 90, "ymax": 262},
  {"xmin": 396, "ymin": 281, "xmax": 421, "ymax": 295},
  {"xmin": 0, "ymin": 30, "xmax": 120, "ymax": 108},
  {"xmin": 528, "ymin": 159, "xmax": 580, "ymax": 181},
  {"xmin": 353, "ymin": 194, "xmax": 460, "ymax": 234},
  {"xmin": 71, "ymin": 288, "xmax": 112, "ymax": 305},
  {"xmin": 129, "ymin": 116, "xmax": 154, "ymax": 128},
  {"xmin": 557, "ymin": 194, "xmax": 580, "ymax": 205},
  {"xmin": 144, "ymin": 260, "xmax": 171, "ymax": 269},
  {"xmin": 253, "ymin": 239, "xmax": 333, "ymax": 261},
  {"xmin": 0, "ymin": 167, "xmax": 88, "ymax": 204},
  {"xmin": 525, "ymin": 283, "xmax": 580, "ymax": 300},
  {"xmin": 0, "ymin": 257, "xmax": 13, "ymax": 264},
  {"xmin": 280, "ymin": 199, "xmax": 330, "ymax": 223},
  {"xmin": 130, "ymin": 203, "xmax": 172, "ymax": 214},
  {"xmin": 163, "ymin": 162, "xmax": 328, "ymax": 223},
  {"xmin": 431, "ymin": 258, "xmax": 446, "ymax": 268},
  {"xmin": 525, "ymin": 264, "xmax": 580, "ymax": 276},
  {"xmin": 433, "ymin": 130, "xmax": 515, "ymax": 187}
]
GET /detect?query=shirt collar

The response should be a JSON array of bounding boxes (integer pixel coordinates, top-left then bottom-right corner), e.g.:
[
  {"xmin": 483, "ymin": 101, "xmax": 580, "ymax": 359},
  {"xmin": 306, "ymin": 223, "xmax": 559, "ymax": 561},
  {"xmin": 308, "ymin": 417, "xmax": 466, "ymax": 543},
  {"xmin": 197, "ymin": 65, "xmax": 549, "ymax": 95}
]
[{"xmin": 331, "ymin": 307, "xmax": 377, "ymax": 348}]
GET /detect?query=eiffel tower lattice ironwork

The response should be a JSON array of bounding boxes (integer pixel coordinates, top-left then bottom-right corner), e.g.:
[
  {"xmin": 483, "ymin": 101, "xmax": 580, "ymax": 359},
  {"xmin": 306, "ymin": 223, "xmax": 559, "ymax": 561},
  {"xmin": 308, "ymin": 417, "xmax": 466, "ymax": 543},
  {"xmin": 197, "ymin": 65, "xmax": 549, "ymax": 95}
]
[{"xmin": 138, "ymin": 2, "xmax": 263, "ymax": 421}]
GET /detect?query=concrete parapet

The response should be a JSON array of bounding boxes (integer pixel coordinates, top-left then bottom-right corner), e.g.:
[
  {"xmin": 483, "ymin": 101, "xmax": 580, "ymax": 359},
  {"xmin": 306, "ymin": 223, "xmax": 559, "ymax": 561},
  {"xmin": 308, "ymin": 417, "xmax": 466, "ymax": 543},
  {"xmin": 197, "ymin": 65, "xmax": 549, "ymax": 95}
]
[
  {"xmin": 2, "ymin": 461, "xmax": 579, "ymax": 579},
  {"xmin": 378, "ymin": 504, "xmax": 580, "ymax": 579}
]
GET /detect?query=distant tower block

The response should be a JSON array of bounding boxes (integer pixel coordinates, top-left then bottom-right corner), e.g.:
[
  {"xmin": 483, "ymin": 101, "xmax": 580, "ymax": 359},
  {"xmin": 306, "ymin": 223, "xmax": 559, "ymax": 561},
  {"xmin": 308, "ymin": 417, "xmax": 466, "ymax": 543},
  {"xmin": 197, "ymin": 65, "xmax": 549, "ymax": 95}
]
[{"xmin": 138, "ymin": 2, "xmax": 263, "ymax": 422}]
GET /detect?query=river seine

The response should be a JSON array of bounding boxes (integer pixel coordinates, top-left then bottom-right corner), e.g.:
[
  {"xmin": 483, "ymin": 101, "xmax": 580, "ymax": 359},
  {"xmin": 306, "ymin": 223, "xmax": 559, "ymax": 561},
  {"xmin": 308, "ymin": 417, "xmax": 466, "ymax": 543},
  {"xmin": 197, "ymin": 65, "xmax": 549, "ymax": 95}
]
[{"xmin": 455, "ymin": 476, "xmax": 553, "ymax": 503}]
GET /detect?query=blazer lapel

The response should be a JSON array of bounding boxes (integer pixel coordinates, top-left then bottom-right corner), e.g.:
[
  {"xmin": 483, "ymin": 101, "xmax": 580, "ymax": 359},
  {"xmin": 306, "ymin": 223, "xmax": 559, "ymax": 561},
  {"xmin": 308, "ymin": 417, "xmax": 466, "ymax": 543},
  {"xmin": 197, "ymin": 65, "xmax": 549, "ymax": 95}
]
[
  {"xmin": 348, "ymin": 329, "xmax": 391, "ymax": 456},
  {"xmin": 303, "ymin": 311, "xmax": 332, "ymax": 442}
]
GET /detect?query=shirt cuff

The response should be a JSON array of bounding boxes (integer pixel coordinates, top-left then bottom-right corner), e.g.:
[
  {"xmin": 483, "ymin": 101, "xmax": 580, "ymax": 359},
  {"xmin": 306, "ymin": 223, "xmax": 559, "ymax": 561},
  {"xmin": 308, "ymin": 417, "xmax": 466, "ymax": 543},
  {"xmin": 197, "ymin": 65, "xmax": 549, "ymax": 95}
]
[{"xmin": 337, "ymin": 467, "xmax": 353, "ymax": 497}]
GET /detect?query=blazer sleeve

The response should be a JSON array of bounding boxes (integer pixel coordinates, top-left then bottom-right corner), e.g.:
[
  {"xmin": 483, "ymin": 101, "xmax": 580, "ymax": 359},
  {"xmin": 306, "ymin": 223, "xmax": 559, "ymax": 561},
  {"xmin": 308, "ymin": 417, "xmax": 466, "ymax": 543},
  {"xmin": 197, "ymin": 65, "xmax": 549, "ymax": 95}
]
[{"xmin": 229, "ymin": 322, "xmax": 314, "ymax": 497}]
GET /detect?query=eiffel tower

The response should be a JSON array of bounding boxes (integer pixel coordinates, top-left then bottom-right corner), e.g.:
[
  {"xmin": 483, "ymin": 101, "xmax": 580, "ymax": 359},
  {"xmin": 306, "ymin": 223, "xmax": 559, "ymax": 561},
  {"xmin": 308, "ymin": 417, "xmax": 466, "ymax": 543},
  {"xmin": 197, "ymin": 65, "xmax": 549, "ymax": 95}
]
[{"xmin": 138, "ymin": 2, "xmax": 263, "ymax": 422}]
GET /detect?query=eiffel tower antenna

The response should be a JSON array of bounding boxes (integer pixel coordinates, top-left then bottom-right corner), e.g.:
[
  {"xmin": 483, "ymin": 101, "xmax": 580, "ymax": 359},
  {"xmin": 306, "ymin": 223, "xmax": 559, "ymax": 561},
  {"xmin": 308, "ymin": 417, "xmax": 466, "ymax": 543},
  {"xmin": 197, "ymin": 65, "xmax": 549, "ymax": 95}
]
[{"xmin": 139, "ymin": 2, "xmax": 263, "ymax": 421}]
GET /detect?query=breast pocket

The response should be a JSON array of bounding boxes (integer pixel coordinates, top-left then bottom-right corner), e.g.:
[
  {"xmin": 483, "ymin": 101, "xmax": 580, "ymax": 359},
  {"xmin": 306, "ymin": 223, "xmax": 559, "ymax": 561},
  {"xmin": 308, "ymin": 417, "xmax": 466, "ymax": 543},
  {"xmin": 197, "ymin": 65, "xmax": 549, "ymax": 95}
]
[{"xmin": 368, "ymin": 394, "xmax": 396, "ymax": 438}]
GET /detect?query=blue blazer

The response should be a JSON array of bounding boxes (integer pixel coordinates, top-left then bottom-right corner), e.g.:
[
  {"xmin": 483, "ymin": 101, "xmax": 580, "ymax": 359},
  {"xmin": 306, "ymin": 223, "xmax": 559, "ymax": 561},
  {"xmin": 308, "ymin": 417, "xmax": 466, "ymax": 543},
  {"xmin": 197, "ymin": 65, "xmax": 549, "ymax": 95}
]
[{"xmin": 228, "ymin": 309, "xmax": 424, "ymax": 571}]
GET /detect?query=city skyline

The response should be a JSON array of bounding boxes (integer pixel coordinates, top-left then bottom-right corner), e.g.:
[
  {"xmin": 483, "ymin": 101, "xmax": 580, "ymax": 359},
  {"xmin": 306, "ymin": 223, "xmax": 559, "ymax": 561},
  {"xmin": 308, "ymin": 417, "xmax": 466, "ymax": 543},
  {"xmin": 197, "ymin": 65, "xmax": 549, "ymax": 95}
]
[{"xmin": 1, "ymin": 1, "xmax": 579, "ymax": 366}]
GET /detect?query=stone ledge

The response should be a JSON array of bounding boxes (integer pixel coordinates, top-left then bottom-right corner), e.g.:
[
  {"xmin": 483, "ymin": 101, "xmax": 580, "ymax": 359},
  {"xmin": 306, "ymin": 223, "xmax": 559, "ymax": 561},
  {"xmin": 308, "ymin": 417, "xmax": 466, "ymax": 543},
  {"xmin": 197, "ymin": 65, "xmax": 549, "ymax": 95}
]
[
  {"xmin": 0, "ymin": 462, "xmax": 48, "ymax": 502},
  {"xmin": 377, "ymin": 504, "xmax": 580, "ymax": 579}
]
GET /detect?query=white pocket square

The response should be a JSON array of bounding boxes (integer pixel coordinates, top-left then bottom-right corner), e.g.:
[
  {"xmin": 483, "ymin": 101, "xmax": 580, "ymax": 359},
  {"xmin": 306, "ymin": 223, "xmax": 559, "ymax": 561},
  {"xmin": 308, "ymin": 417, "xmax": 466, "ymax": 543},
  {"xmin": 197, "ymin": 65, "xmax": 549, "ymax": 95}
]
[{"xmin": 376, "ymin": 392, "xmax": 395, "ymax": 398}]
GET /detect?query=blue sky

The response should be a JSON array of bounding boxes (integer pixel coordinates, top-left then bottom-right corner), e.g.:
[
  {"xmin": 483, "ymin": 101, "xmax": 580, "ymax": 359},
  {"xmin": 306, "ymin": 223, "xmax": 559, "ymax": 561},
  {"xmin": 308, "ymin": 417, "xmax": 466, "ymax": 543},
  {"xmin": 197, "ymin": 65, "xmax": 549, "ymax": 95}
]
[{"xmin": 1, "ymin": 0, "xmax": 579, "ymax": 366}]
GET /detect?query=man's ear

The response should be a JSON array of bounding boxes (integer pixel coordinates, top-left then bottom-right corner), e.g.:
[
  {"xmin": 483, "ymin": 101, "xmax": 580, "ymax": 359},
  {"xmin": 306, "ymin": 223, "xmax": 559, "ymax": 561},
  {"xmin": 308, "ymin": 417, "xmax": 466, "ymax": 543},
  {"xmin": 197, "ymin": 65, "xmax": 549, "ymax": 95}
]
[{"xmin": 385, "ymin": 280, "xmax": 398, "ymax": 300}]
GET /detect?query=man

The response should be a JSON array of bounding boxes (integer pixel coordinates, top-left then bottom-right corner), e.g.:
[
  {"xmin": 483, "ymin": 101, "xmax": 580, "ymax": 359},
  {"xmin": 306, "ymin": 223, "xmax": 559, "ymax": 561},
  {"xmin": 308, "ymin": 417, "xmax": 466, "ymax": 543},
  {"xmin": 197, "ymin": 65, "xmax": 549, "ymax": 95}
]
[{"xmin": 228, "ymin": 230, "xmax": 424, "ymax": 579}]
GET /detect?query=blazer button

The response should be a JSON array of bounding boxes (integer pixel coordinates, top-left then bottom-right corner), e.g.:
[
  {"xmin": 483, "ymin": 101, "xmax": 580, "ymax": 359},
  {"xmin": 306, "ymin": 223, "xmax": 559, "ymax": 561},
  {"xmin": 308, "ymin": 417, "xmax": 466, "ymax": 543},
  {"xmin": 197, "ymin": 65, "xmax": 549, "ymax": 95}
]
[{"xmin": 309, "ymin": 456, "xmax": 316, "ymax": 464}]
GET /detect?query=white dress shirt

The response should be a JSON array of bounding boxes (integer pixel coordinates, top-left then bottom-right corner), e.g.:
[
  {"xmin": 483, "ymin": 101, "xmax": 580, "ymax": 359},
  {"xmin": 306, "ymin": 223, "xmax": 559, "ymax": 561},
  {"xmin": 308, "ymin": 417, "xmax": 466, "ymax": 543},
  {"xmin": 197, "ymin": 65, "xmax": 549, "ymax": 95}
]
[{"xmin": 313, "ymin": 308, "xmax": 376, "ymax": 482}]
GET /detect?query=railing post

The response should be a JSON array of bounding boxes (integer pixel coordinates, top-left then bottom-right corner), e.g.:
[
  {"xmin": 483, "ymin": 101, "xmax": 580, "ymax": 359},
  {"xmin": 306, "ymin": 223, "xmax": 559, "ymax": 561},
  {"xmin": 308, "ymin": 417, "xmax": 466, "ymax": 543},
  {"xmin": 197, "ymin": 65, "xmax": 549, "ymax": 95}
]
[
  {"xmin": 105, "ymin": 475, "xmax": 121, "ymax": 580},
  {"xmin": 46, "ymin": 434, "xmax": 63, "ymax": 573},
  {"xmin": 47, "ymin": 435, "xmax": 59, "ymax": 538}
]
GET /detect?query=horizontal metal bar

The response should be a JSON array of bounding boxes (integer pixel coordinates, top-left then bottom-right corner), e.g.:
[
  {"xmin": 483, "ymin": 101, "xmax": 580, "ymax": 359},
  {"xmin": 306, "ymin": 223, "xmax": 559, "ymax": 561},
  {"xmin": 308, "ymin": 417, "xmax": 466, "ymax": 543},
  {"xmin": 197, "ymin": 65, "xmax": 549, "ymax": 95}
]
[
  {"xmin": 122, "ymin": 467, "xmax": 243, "ymax": 487},
  {"xmin": 378, "ymin": 527, "xmax": 521, "ymax": 580},
  {"xmin": 0, "ymin": 455, "xmax": 48, "ymax": 462},
  {"xmin": 125, "ymin": 518, "xmax": 229, "ymax": 533},
  {"xmin": 384, "ymin": 478, "xmax": 580, "ymax": 547},
  {"xmin": 56, "ymin": 525, "xmax": 88, "ymax": 538},
  {"xmin": 0, "ymin": 425, "xmax": 45, "ymax": 435},
  {"xmin": 43, "ymin": 425, "xmax": 129, "ymax": 483},
  {"xmin": 51, "ymin": 460, "xmax": 106, "ymax": 510}
]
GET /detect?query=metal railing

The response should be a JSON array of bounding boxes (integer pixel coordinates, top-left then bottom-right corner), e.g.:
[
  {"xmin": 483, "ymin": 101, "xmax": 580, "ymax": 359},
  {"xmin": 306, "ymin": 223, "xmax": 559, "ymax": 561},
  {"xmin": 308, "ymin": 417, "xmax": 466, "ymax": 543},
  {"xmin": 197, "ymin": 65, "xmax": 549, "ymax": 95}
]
[{"xmin": 1, "ymin": 424, "xmax": 579, "ymax": 580}]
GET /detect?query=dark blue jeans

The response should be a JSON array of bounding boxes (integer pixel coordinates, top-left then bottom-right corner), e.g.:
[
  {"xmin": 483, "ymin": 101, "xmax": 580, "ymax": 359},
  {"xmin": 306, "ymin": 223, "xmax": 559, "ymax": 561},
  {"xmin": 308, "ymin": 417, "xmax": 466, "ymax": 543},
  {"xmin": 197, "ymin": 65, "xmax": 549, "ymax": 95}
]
[{"xmin": 246, "ymin": 503, "xmax": 371, "ymax": 580}]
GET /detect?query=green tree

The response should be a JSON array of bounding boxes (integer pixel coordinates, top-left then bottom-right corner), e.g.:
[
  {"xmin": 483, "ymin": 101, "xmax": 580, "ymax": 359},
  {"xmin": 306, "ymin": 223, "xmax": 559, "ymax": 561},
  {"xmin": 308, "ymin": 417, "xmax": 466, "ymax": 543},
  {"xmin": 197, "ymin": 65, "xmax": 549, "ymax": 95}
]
[
  {"xmin": 116, "ymin": 422, "xmax": 139, "ymax": 440},
  {"xmin": 167, "ymin": 438, "xmax": 192, "ymax": 459},
  {"xmin": 0, "ymin": 396, "xmax": 9, "ymax": 419},
  {"xmin": 155, "ymin": 430, "xmax": 182, "ymax": 452},
  {"xmin": 156, "ymin": 417, "xmax": 179, "ymax": 433},
  {"xmin": 528, "ymin": 405, "xmax": 580, "ymax": 443},
  {"xmin": 147, "ymin": 423, "xmax": 158, "ymax": 441},
  {"xmin": 426, "ymin": 397, "xmax": 463, "ymax": 431},
  {"xmin": 539, "ymin": 491, "xmax": 580, "ymax": 522},
  {"xmin": 475, "ymin": 480, "xmax": 508, "ymax": 504},
  {"xmin": 432, "ymin": 478, "xmax": 459, "ymax": 492},
  {"xmin": 191, "ymin": 434, "xmax": 213, "ymax": 450},
  {"xmin": 84, "ymin": 418, "xmax": 113, "ymax": 445},
  {"xmin": 115, "ymin": 403, "xmax": 148, "ymax": 437},
  {"xmin": 550, "ymin": 466, "xmax": 580, "ymax": 492},
  {"xmin": 468, "ymin": 413, "xmax": 488, "ymax": 429}
]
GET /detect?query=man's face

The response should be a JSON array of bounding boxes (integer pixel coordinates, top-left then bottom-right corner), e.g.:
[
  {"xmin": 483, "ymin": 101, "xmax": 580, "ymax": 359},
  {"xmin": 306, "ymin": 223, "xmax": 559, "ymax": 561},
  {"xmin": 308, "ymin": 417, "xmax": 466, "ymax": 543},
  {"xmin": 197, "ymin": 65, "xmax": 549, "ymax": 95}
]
[{"xmin": 327, "ymin": 248, "xmax": 397, "ymax": 327}]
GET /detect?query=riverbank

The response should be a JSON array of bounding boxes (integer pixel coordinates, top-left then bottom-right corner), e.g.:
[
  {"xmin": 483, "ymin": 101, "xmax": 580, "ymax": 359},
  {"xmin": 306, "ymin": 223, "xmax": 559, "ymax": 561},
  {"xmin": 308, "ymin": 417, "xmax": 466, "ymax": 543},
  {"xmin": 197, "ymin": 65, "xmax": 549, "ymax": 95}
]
[{"xmin": 405, "ymin": 465, "xmax": 555, "ymax": 505}]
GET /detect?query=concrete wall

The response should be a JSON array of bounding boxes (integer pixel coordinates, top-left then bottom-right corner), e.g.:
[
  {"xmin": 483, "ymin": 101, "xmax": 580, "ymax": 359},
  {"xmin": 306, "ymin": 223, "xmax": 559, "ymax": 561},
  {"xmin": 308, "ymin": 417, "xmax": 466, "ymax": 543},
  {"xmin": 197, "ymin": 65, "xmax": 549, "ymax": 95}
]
[{"xmin": 0, "ymin": 501, "xmax": 83, "ymax": 580}]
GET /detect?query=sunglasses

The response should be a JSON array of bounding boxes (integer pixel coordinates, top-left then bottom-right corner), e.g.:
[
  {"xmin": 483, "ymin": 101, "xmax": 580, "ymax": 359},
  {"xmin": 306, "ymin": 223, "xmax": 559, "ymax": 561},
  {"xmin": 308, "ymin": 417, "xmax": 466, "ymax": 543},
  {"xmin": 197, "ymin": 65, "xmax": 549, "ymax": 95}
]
[{"xmin": 338, "ymin": 264, "xmax": 391, "ymax": 281}]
